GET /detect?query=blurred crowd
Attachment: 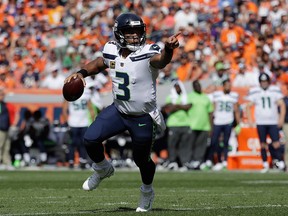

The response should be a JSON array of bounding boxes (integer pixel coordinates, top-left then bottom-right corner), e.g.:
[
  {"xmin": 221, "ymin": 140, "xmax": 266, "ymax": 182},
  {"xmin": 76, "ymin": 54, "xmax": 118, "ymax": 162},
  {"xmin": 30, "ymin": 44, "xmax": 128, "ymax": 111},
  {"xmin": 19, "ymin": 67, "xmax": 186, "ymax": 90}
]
[
  {"xmin": 0, "ymin": 0, "xmax": 287, "ymax": 90},
  {"xmin": 0, "ymin": 0, "xmax": 288, "ymax": 170}
]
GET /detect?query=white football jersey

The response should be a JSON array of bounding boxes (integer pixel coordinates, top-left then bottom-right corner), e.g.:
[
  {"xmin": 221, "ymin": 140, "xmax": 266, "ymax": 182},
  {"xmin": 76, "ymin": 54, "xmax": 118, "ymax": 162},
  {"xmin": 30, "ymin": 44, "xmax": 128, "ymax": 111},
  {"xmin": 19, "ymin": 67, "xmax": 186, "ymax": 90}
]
[
  {"xmin": 102, "ymin": 41, "xmax": 161, "ymax": 115},
  {"xmin": 246, "ymin": 85, "xmax": 283, "ymax": 125},
  {"xmin": 209, "ymin": 91, "xmax": 239, "ymax": 125},
  {"xmin": 68, "ymin": 89, "xmax": 92, "ymax": 127}
]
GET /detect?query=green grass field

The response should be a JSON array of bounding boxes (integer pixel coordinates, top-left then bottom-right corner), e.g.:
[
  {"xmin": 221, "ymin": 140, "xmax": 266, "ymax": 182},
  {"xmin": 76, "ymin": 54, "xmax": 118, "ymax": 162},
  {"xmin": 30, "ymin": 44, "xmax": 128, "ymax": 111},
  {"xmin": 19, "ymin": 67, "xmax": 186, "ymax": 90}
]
[{"xmin": 0, "ymin": 170, "xmax": 288, "ymax": 216}]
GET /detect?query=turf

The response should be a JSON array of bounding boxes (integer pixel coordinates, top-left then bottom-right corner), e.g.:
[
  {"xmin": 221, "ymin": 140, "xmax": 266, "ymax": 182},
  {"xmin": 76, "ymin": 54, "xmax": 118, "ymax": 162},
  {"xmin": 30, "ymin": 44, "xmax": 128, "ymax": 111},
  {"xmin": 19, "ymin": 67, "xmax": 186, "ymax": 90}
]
[{"xmin": 0, "ymin": 170, "xmax": 288, "ymax": 216}]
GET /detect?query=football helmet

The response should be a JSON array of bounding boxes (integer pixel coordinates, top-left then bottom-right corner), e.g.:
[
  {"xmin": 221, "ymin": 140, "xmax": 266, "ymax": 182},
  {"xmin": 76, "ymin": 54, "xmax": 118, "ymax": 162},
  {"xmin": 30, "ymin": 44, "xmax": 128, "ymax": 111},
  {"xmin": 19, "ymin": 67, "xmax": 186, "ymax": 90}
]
[{"xmin": 113, "ymin": 12, "xmax": 146, "ymax": 52}]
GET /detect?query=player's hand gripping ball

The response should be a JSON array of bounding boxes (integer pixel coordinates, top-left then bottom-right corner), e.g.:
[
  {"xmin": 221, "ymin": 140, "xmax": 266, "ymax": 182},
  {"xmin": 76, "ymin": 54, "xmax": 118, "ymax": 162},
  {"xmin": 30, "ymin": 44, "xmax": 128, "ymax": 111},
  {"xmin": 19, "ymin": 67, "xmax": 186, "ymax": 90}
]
[{"xmin": 62, "ymin": 76, "xmax": 84, "ymax": 102}]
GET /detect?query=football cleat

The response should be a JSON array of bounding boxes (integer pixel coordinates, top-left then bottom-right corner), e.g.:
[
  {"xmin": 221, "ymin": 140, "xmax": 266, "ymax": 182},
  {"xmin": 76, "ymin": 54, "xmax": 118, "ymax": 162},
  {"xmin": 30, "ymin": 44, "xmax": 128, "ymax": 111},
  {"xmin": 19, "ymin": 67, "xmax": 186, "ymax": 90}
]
[
  {"xmin": 82, "ymin": 163, "xmax": 114, "ymax": 191},
  {"xmin": 200, "ymin": 160, "xmax": 212, "ymax": 171},
  {"xmin": 136, "ymin": 187, "xmax": 155, "ymax": 212},
  {"xmin": 212, "ymin": 163, "xmax": 224, "ymax": 171},
  {"xmin": 260, "ymin": 161, "xmax": 269, "ymax": 173}
]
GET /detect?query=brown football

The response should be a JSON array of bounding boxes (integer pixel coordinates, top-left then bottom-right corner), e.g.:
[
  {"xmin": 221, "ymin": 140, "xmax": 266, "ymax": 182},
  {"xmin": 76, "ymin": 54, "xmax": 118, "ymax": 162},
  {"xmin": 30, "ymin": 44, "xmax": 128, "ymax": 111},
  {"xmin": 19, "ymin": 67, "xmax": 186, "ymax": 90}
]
[{"xmin": 62, "ymin": 77, "xmax": 84, "ymax": 102}]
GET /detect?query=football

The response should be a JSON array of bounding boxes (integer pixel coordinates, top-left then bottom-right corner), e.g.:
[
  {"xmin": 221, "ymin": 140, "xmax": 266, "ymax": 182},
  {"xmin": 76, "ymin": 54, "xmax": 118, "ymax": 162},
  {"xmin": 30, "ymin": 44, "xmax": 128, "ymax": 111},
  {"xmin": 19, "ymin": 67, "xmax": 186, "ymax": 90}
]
[{"xmin": 62, "ymin": 77, "xmax": 84, "ymax": 102}]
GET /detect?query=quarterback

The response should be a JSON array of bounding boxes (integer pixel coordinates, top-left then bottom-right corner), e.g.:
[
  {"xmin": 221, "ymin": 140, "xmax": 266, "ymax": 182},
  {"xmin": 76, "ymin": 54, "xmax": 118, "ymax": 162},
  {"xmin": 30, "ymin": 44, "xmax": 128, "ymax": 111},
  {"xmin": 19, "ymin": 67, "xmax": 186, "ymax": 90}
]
[{"xmin": 64, "ymin": 12, "xmax": 180, "ymax": 212}]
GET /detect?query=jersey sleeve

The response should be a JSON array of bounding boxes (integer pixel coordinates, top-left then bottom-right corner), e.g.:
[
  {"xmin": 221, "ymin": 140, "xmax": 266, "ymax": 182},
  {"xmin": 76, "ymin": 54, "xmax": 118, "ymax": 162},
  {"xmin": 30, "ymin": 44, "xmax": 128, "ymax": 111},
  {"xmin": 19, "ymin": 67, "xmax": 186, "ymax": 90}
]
[
  {"xmin": 148, "ymin": 44, "xmax": 161, "ymax": 54},
  {"xmin": 246, "ymin": 87, "xmax": 258, "ymax": 102},
  {"xmin": 102, "ymin": 41, "xmax": 118, "ymax": 67}
]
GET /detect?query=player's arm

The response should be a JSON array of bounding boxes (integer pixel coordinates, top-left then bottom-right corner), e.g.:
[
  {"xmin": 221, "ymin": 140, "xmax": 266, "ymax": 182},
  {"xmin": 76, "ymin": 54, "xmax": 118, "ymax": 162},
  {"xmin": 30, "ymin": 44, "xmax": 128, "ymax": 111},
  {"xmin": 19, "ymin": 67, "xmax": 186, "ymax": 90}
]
[
  {"xmin": 64, "ymin": 57, "xmax": 108, "ymax": 86},
  {"xmin": 245, "ymin": 101, "xmax": 254, "ymax": 127},
  {"xmin": 164, "ymin": 103, "xmax": 192, "ymax": 114},
  {"xmin": 62, "ymin": 100, "xmax": 69, "ymax": 124},
  {"xmin": 277, "ymin": 98, "xmax": 286, "ymax": 128},
  {"xmin": 150, "ymin": 32, "xmax": 181, "ymax": 69},
  {"xmin": 233, "ymin": 102, "xmax": 241, "ymax": 125}
]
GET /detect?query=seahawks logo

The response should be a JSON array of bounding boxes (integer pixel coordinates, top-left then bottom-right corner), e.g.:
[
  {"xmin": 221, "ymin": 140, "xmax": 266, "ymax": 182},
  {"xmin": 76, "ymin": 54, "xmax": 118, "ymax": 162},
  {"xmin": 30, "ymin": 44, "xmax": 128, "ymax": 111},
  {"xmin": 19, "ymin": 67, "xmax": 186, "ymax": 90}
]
[{"xmin": 150, "ymin": 44, "xmax": 161, "ymax": 52}]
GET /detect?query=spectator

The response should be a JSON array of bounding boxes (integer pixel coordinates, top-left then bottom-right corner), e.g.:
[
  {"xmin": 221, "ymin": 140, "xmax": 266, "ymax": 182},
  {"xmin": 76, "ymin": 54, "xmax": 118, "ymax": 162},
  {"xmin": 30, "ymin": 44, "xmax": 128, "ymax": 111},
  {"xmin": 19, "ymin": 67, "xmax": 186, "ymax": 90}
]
[
  {"xmin": 0, "ymin": 65, "xmax": 16, "ymax": 89},
  {"xmin": 174, "ymin": 3, "xmax": 198, "ymax": 32},
  {"xmin": 20, "ymin": 60, "xmax": 39, "ymax": 88},
  {"xmin": 232, "ymin": 63, "xmax": 257, "ymax": 87},
  {"xmin": 207, "ymin": 61, "xmax": 230, "ymax": 90},
  {"xmin": 158, "ymin": 63, "xmax": 178, "ymax": 85},
  {"xmin": 176, "ymin": 53, "xmax": 192, "ymax": 82},
  {"xmin": 40, "ymin": 65, "xmax": 66, "ymax": 89}
]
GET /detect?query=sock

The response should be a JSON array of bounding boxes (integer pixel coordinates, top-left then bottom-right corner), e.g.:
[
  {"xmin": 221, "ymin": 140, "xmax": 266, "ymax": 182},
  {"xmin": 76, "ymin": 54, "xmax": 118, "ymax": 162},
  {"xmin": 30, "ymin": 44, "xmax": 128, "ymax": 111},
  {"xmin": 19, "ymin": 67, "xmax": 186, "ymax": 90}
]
[
  {"xmin": 95, "ymin": 158, "xmax": 110, "ymax": 169},
  {"xmin": 141, "ymin": 183, "xmax": 153, "ymax": 192},
  {"xmin": 263, "ymin": 161, "xmax": 269, "ymax": 169},
  {"xmin": 40, "ymin": 152, "xmax": 47, "ymax": 162}
]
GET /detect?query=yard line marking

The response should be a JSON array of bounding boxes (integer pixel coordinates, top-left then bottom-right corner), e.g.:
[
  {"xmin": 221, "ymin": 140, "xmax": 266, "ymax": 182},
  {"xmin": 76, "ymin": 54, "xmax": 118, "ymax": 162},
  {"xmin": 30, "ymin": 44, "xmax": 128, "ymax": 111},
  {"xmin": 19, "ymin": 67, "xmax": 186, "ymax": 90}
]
[
  {"xmin": 1, "ymin": 204, "xmax": 288, "ymax": 215},
  {"xmin": 242, "ymin": 180, "xmax": 288, "ymax": 184}
]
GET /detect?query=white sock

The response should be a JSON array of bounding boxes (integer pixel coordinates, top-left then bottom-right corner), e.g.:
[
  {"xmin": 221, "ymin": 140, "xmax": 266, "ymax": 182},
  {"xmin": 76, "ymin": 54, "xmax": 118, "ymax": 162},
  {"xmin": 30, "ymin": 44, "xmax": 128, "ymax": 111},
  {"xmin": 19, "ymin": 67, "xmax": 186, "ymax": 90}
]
[
  {"xmin": 95, "ymin": 159, "xmax": 110, "ymax": 169},
  {"xmin": 141, "ymin": 184, "xmax": 153, "ymax": 192},
  {"xmin": 40, "ymin": 153, "xmax": 47, "ymax": 162},
  {"xmin": 263, "ymin": 161, "xmax": 269, "ymax": 168},
  {"xmin": 23, "ymin": 153, "xmax": 30, "ymax": 163}
]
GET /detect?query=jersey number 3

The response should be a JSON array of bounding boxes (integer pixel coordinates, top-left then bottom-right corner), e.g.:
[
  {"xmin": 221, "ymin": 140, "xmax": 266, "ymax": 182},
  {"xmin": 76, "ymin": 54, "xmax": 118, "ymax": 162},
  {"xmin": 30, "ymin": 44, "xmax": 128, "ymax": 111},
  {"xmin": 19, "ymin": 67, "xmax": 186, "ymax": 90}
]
[{"xmin": 116, "ymin": 72, "xmax": 130, "ymax": 101}]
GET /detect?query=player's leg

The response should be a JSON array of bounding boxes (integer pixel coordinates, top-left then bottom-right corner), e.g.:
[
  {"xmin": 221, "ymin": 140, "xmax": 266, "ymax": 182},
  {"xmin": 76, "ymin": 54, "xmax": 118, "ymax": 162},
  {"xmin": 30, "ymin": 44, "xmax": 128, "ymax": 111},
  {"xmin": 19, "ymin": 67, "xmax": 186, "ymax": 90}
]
[
  {"xmin": 202, "ymin": 124, "xmax": 221, "ymax": 170},
  {"xmin": 268, "ymin": 125, "xmax": 285, "ymax": 170},
  {"xmin": 178, "ymin": 126, "xmax": 192, "ymax": 169},
  {"xmin": 82, "ymin": 104, "xmax": 126, "ymax": 191},
  {"xmin": 166, "ymin": 127, "xmax": 180, "ymax": 170},
  {"xmin": 78, "ymin": 127, "xmax": 89, "ymax": 169},
  {"xmin": 256, "ymin": 125, "xmax": 269, "ymax": 172},
  {"xmin": 68, "ymin": 127, "xmax": 77, "ymax": 168},
  {"xmin": 124, "ymin": 114, "xmax": 155, "ymax": 212},
  {"xmin": 192, "ymin": 131, "xmax": 209, "ymax": 169},
  {"xmin": 221, "ymin": 124, "xmax": 233, "ymax": 168}
]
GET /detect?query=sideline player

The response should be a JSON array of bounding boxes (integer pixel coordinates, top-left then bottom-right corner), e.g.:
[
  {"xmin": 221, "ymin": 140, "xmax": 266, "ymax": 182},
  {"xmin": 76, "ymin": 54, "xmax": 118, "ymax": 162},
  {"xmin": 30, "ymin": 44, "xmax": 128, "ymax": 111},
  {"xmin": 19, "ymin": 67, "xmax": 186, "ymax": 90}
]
[
  {"xmin": 201, "ymin": 79, "xmax": 240, "ymax": 171},
  {"xmin": 62, "ymin": 88, "xmax": 95, "ymax": 169},
  {"xmin": 64, "ymin": 12, "xmax": 180, "ymax": 212},
  {"xmin": 246, "ymin": 73, "xmax": 286, "ymax": 172}
]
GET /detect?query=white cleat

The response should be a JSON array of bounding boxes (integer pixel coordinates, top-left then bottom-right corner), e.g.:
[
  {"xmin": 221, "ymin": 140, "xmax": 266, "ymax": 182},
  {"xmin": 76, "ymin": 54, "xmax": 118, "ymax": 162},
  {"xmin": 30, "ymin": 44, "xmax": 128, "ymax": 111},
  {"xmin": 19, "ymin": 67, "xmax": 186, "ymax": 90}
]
[
  {"xmin": 260, "ymin": 162, "xmax": 269, "ymax": 173},
  {"xmin": 82, "ymin": 163, "xmax": 114, "ymax": 191},
  {"xmin": 212, "ymin": 162, "xmax": 223, "ymax": 171},
  {"xmin": 136, "ymin": 187, "xmax": 155, "ymax": 212}
]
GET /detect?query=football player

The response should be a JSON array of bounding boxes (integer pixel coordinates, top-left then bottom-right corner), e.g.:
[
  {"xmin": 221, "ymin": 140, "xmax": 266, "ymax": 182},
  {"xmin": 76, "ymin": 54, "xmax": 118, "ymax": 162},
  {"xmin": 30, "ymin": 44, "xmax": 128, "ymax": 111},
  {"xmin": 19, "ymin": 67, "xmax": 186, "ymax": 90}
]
[
  {"xmin": 62, "ymin": 88, "xmax": 95, "ymax": 169},
  {"xmin": 201, "ymin": 79, "xmax": 240, "ymax": 171},
  {"xmin": 246, "ymin": 73, "xmax": 286, "ymax": 172},
  {"xmin": 64, "ymin": 12, "xmax": 180, "ymax": 212}
]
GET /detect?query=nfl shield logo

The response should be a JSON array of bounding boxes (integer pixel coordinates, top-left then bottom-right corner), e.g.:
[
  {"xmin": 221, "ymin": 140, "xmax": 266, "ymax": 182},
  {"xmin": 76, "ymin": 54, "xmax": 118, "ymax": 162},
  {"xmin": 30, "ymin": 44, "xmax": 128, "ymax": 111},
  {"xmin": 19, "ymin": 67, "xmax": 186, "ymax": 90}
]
[{"xmin": 120, "ymin": 62, "xmax": 124, "ymax": 67}]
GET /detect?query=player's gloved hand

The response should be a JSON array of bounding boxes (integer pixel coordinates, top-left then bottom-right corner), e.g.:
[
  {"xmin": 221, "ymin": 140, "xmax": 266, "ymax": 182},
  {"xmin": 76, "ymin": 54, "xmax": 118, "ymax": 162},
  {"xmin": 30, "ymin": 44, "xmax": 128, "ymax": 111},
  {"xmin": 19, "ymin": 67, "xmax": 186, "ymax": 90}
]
[
  {"xmin": 164, "ymin": 32, "xmax": 181, "ymax": 50},
  {"xmin": 234, "ymin": 124, "xmax": 241, "ymax": 135}
]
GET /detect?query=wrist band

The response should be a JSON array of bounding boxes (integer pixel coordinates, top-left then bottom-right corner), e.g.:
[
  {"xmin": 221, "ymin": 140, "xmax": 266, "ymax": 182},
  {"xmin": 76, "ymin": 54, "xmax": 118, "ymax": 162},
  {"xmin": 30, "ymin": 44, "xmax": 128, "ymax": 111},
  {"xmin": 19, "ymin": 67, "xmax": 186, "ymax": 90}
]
[{"xmin": 77, "ymin": 69, "xmax": 89, "ymax": 78}]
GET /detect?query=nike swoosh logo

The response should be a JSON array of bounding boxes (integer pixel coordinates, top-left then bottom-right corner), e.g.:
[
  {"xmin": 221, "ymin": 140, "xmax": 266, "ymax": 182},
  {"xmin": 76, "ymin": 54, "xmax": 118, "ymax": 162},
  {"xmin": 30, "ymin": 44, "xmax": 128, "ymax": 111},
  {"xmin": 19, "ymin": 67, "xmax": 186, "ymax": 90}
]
[
  {"xmin": 138, "ymin": 123, "xmax": 146, "ymax": 127},
  {"xmin": 144, "ymin": 200, "xmax": 151, "ymax": 210}
]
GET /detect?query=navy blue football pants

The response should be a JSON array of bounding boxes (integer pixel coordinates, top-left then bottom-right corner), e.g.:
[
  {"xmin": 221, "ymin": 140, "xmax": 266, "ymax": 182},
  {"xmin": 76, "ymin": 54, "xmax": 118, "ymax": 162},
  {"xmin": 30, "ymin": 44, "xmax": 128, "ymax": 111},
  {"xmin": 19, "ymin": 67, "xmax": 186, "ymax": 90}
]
[
  {"xmin": 208, "ymin": 123, "xmax": 233, "ymax": 163},
  {"xmin": 83, "ymin": 104, "xmax": 156, "ymax": 184}
]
